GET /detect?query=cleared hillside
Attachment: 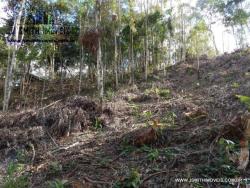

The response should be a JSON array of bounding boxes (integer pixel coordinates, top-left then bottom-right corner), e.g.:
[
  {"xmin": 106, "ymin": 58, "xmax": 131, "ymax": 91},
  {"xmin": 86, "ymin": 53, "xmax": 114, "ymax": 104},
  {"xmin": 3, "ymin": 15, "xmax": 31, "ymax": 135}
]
[{"xmin": 0, "ymin": 49, "xmax": 250, "ymax": 188}]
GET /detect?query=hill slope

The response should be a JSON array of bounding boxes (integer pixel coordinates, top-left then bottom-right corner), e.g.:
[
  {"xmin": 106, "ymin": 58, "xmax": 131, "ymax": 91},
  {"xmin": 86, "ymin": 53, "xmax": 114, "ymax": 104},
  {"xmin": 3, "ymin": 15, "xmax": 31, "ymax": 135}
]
[{"xmin": 0, "ymin": 49, "xmax": 250, "ymax": 188}]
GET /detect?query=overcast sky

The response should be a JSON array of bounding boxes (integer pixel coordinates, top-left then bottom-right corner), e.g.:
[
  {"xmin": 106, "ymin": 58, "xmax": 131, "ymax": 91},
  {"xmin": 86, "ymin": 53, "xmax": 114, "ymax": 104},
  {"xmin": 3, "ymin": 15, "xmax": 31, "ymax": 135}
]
[{"xmin": 0, "ymin": 0, "xmax": 249, "ymax": 54}]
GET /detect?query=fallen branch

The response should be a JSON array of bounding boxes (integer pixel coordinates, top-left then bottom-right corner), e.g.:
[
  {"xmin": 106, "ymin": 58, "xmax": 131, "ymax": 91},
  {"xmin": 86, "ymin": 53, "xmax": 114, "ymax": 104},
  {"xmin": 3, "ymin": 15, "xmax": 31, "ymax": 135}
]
[
  {"xmin": 83, "ymin": 176, "xmax": 111, "ymax": 185},
  {"xmin": 46, "ymin": 130, "xmax": 59, "ymax": 148},
  {"xmin": 50, "ymin": 142, "xmax": 80, "ymax": 154},
  {"xmin": 142, "ymin": 171, "xmax": 169, "ymax": 183},
  {"xmin": 39, "ymin": 99, "xmax": 62, "ymax": 111}
]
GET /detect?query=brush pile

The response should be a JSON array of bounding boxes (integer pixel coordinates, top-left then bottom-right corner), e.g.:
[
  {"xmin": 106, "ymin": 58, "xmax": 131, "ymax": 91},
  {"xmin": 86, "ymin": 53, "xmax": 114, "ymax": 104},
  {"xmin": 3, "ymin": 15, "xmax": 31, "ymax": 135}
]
[{"xmin": 0, "ymin": 96, "xmax": 112, "ymax": 149}]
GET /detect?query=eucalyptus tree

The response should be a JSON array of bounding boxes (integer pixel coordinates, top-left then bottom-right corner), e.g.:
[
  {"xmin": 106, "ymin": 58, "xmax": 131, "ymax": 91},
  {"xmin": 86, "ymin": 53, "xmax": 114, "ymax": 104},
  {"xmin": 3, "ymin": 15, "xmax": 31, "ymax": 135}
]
[
  {"xmin": 127, "ymin": 0, "xmax": 136, "ymax": 84},
  {"xmin": 3, "ymin": 0, "xmax": 26, "ymax": 111},
  {"xmin": 187, "ymin": 20, "xmax": 216, "ymax": 79},
  {"xmin": 95, "ymin": 0, "xmax": 104, "ymax": 102},
  {"xmin": 144, "ymin": 0, "xmax": 149, "ymax": 81},
  {"xmin": 0, "ymin": 27, "xmax": 9, "ymax": 76},
  {"xmin": 197, "ymin": 0, "xmax": 250, "ymax": 49},
  {"xmin": 108, "ymin": 0, "xmax": 120, "ymax": 88}
]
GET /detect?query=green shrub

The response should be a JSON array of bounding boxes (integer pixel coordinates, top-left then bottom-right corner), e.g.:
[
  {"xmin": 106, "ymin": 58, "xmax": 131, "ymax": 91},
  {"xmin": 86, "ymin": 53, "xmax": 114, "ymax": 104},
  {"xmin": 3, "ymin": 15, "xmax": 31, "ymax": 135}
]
[
  {"xmin": 158, "ymin": 89, "xmax": 171, "ymax": 98},
  {"xmin": 140, "ymin": 146, "xmax": 159, "ymax": 161}
]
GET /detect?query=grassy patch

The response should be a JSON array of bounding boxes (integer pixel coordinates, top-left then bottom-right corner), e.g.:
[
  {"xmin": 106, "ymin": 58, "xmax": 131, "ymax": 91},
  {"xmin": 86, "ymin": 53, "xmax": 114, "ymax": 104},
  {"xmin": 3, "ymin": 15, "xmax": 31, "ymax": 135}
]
[
  {"xmin": 2, "ymin": 162, "xmax": 29, "ymax": 188},
  {"xmin": 144, "ymin": 87, "xmax": 172, "ymax": 99}
]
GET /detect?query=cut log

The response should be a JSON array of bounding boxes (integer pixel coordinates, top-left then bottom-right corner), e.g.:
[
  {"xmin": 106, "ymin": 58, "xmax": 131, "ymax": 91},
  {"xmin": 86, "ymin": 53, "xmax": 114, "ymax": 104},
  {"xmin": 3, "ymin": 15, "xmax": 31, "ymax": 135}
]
[{"xmin": 125, "ymin": 127, "xmax": 157, "ymax": 147}]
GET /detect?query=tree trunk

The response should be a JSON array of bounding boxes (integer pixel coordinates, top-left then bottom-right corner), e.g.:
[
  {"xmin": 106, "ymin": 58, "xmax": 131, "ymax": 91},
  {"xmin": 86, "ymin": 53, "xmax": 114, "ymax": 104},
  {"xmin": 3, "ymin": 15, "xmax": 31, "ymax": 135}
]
[
  {"xmin": 144, "ymin": 0, "xmax": 149, "ymax": 81},
  {"xmin": 114, "ymin": 28, "xmax": 118, "ymax": 88},
  {"xmin": 79, "ymin": 45, "xmax": 84, "ymax": 94},
  {"xmin": 3, "ymin": 0, "xmax": 26, "ymax": 111},
  {"xmin": 50, "ymin": 43, "xmax": 55, "ymax": 80},
  {"xmin": 130, "ymin": 28, "xmax": 135, "ymax": 85},
  {"xmin": 195, "ymin": 33, "xmax": 200, "ymax": 80},
  {"xmin": 96, "ymin": 0, "xmax": 104, "ymax": 104}
]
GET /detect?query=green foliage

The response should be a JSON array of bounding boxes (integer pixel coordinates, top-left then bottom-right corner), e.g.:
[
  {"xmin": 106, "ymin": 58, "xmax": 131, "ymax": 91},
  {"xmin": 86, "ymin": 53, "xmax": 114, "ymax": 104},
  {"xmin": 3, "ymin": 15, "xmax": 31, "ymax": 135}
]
[
  {"xmin": 218, "ymin": 138, "xmax": 235, "ymax": 152},
  {"xmin": 2, "ymin": 162, "xmax": 28, "ymax": 188},
  {"xmin": 236, "ymin": 95, "xmax": 250, "ymax": 110},
  {"xmin": 129, "ymin": 103, "xmax": 140, "ymax": 117},
  {"xmin": 140, "ymin": 146, "xmax": 159, "ymax": 161},
  {"xmin": 194, "ymin": 138, "xmax": 239, "ymax": 180},
  {"xmin": 157, "ymin": 89, "xmax": 171, "ymax": 99},
  {"xmin": 162, "ymin": 112, "xmax": 177, "ymax": 127},
  {"xmin": 198, "ymin": 0, "xmax": 249, "ymax": 26},
  {"xmin": 231, "ymin": 82, "xmax": 240, "ymax": 88},
  {"xmin": 142, "ymin": 110, "xmax": 152, "ymax": 121},
  {"xmin": 120, "ymin": 141, "xmax": 137, "ymax": 155},
  {"xmin": 105, "ymin": 88, "xmax": 115, "ymax": 100},
  {"xmin": 47, "ymin": 179, "xmax": 68, "ymax": 188},
  {"xmin": 145, "ymin": 87, "xmax": 171, "ymax": 99},
  {"xmin": 48, "ymin": 162, "xmax": 63, "ymax": 176},
  {"xmin": 191, "ymin": 182, "xmax": 204, "ymax": 188},
  {"xmin": 0, "ymin": 38, "xmax": 8, "ymax": 67},
  {"xmin": 187, "ymin": 20, "xmax": 215, "ymax": 58},
  {"xmin": 114, "ymin": 169, "xmax": 141, "ymax": 188},
  {"xmin": 94, "ymin": 118, "xmax": 103, "ymax": 130}
]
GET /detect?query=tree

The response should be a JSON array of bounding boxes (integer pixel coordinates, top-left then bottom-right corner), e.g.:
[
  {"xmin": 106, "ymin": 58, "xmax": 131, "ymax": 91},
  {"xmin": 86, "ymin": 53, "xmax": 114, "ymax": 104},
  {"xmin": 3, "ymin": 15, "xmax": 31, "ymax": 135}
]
[
  {"xmin": 3, "ymin": 0, "xmax": 26, "ymax": 111},
  {"xmin": 197, "ymin": 0, "xmax": 250, "ymax": 49},
  {"xmin": 95, "ymin": 0, "xmax": 104, "ymax": 103}
]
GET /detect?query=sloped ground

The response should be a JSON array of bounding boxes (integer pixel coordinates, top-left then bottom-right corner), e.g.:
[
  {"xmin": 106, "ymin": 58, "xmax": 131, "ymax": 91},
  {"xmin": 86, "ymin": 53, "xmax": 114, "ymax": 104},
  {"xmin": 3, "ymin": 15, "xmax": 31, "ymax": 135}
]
[{"xmin": 0, "ymin": 49, "xmax": 250, "ymax": 188}]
